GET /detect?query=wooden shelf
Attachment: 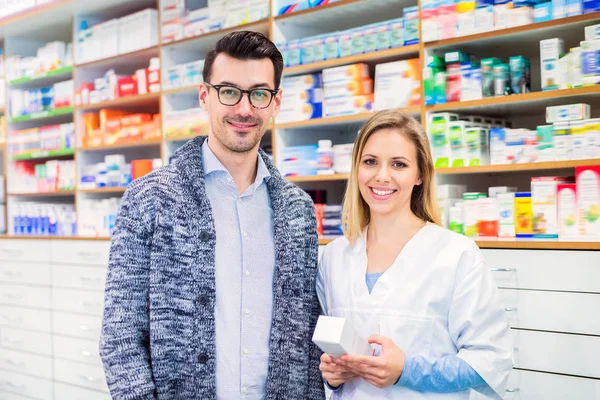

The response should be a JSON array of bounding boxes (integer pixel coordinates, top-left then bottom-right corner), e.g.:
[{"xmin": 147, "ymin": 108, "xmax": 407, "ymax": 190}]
[
  {"xmin": 276, "ymin": 107, "xmax": 420, "ymax": 129},
  {"xmin": 162, "ymin": 85, "xmax": 199, "ymax": 95},
  {"xmin": 76, "ymin": 92, "xmax": 160, "ymax": 110},
  {"xmin": 8, "ymin": 107, "xmax": 74, "ymax": 123},
  {"xmin": 475, "ymin": 239, "xmax": 600, "ymax": 250},
  {"xmin": 78, "ymin": 187, "xmax": 127, "ymax": 194},
  {"xmin": 287, "ymin": 174, "xmax": 349, "ymax": 183},
  {"xmin": 274, "ymin": 0, "xmax": 361, "ymax": 21},
  {"xmin": 79, "ymin": 137, "xmax": 162, "ymax": 151},
  {"xmin": 75, "ymin": 46, "xmax": 159, "ymax": 68},
  {"xmin": 162, "ymin": 19, "xmax": 270, "ymax": 48},
  {"xmin": 0, "ymin": 234, "xmax": 110, "ymax": 241},
  {"xmin": 425, "ymin": 12, "xmax": 600, "ymax": 49},
  {"xmin": 283, "ymin": 45, "xmax": 420, "ymax": 76},
  {"xmin": 318, "ymin": 237, "xmax": 600, "ymax": 250},
  {"xmin": 426, "ymin": 86, "xmax": 600, "ymax": 113},
  {"xmin": 436, "ymin": 159, "xmax": 600, "ymax": 175},
  {"xmin": 0, "ymin": 0, "xmax": 73, "ymax": 27},
  {"xmin": 11, "ymin": 148, "xmax": 75, "ymax": 161},
  {"xmin": 8, "ymin": 66, "xmax": 73, "ymax": 87},
  {"xmin": 8, "ymin": 190, "xmax": 76, "ymax": 197}
]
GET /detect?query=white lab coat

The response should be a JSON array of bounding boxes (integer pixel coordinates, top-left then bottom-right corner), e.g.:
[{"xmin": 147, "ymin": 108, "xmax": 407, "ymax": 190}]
[{"xmin": 316, "ymin": 223, "xmax": 513, "ymax": 400}]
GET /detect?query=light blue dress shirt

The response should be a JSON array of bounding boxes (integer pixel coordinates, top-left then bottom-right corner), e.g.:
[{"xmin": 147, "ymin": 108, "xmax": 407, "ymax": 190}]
[{"xmin": 202, "ymin": 140, "xmax": 276, "ymax": 399}]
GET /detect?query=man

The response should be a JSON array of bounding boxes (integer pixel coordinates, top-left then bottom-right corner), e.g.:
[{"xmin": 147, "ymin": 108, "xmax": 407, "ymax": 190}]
[{"xmin": 100, "ymin": 31, "xmax": 324, "ymax": 400}]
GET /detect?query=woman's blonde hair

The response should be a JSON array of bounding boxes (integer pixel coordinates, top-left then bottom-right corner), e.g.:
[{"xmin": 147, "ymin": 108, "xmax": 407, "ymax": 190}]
[{"xmin": 342, "ymin": 110, "xmax": 441, "ymax": 245}]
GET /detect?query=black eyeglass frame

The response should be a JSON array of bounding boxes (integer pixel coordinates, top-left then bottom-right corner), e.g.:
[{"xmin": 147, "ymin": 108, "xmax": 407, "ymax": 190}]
[{"xmin": 204, "ymin": 82, "xmax": 280, "ymax": 109}]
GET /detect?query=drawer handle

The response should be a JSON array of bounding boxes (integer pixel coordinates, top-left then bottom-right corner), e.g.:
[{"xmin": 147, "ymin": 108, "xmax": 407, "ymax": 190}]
[
  {"xmin": 79, "ymin": 300, "xmax": 102, "ymax": 308},
  {"xmin": 1, "ymin": 249, "xmax": 24, "ymax": 257},
  {"xmin": 79, "ymin": 276, "xmax": 102, "ymax": 283},
  {"xmin": 3, "ymin": 336, "xmax": 24, "ymax": 345},
  {"xmin": 0, "ymin": 380, "xmax": 25, "ymax": 389},
  {"xmin": 1, "ymin": 270, "xmax": 23, "ymax": 278},
  {"xmin": 1, "ymin": 293, "xmax": 24, "ymax": 300},
  {"xmin": 0, "ymin": 314, "xmax": 23, "ymax": 323},
  {"xmin": 76, "ymin": 251, "xmax": 102, "ymax": 261},
  {"xmin": 505, "ymin": 307, "xmax": 518, "ymax": 312},
  {"xmin": 81, "ymin": 350, "xmax": 93, "ymax": 357},
  {"xmin": 80, "ymin": 375, "xmax": 98, "ymax": 383},
  {"xmin": 1, "ymin": 358, "xmax": 25, "ymax": 367},
  {"xmin": 490, "ymin": 268, "xmax": 515, "ymax": 272},
  {"xmin": 506, "ymin": 388, "xmax": 520, "ymax": 393}
]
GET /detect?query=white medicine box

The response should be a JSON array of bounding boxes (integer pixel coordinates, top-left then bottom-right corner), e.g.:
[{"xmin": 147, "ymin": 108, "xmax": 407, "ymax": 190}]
[{"xmin": 312, "ymin": 316, "xmax": 372, "ymax": 359}]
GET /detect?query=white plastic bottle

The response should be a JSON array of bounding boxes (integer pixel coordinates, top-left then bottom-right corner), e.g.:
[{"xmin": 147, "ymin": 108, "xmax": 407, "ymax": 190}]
[{"xmin": 317, "ymin": 139, "xmax": 334, "ymax": 175}]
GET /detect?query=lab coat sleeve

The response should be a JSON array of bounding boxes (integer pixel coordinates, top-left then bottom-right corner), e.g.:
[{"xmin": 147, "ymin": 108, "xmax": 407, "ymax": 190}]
[{"xmin": 448, "ymin": 246, "xmax": 514, "ymax": 400}]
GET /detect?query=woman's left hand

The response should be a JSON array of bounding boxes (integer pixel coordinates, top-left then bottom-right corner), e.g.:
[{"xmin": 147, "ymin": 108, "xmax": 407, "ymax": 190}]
[{"xmin": 336, "ymin": 334, "xmax": 406, "ymax": 389}]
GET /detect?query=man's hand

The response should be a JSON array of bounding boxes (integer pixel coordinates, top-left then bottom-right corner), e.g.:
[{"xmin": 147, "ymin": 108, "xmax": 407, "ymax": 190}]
[
  {"xmin": 319, "ymin": 353, "xmax": 359, "ymax": 388},
  {"xmin": 336, "ymin": 334, "xmax": 405, "ymax": 389}
]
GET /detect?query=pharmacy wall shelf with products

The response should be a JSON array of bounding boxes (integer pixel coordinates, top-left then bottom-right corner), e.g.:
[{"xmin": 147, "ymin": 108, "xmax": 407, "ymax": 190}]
[{"xmin": 0, "ymin": 1, "xmax": 598, "ymax": 400}]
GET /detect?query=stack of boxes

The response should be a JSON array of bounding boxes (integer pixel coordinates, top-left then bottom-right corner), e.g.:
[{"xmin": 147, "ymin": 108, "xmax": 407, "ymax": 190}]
[
  {"xmin": 315, "ymin": 204, "xmax": 343, "ymax": 239},
  {"xmin": 541, "ymin": 26, "xmax": 600, "ymax": 92},
  {"xmin": 163, "ymin": 107, "xmax": 210, "ymax": 139},
  {"xmin": 76, "ymin": 9, "xmax": 158, "ymax": 64},
  {"xmin": 80, "ymin": 111, "xmax": 161, "ymax": 148},
  {"xmin": 374, "ymin": 59, "xmax": 422, "ymax": 110},
  {"xmin": 323, "ymin": 64, "xmax": 374, "ymax": 117},
  {"xmin": 163, "ymin": 59, "xmax": 204, "ymax": 90},
  {"xmin": 161, "ymin": 0, "xmax": 270, "ymax": 43},
  {"xmin": 278, "ymin": 73, "xmax": 323, "ymax": 123}
]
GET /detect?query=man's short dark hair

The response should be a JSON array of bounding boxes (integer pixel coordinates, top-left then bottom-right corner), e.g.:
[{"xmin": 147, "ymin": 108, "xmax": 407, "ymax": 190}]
[{"xmin": 203, "ymin": 31, "xmax": 284, "ymax": 89}]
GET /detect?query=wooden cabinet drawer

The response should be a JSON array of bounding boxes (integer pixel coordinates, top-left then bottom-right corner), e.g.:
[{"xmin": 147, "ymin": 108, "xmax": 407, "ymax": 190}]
[
  {"xmin": 52, "ymin": 311, "xmax": 102, "ymax": 341},
  {"xmin": 0, "ymin": 284, "xmax": 51, "ymax": 310},
  {"xmin": 51, "ymin": 240, "xmax": 110, "ymax": 266},
  {"xmin": 0, "ymin": 370, "xmax": 52, "ymax": 400},
  {"xmin": 0, "ymin": 262, "xmax": 51, "ymax": 286},
  {"xmin": 54, "ymin": 382, "xmax": 112, "ymax": 400},
  {"xmin": 0, "ymin": 306, "xmax": 51, "ymax": 333},
  {"xmin": 53, "ymin": 288, "xmax": 105, "ymax": 316},
  {"xmin": 52, "ymin": 265, "xmax": 107, "ymax": 291},
  {"xmin": 54, "ymin": 335, "xmax": 102, "ymax": 366},
  {"xmin": 484, "ymin": 249, "xmax": 600, "ymax": 293},
  {"xmin": 499, "ymin": 289, "xmax": 600, "ymax": 335},
  {"xmin": 0, "ymin": 328, "xmax": 52, "ymax": 357},
  {"xmin": 0, "ymin": 348, "xmax": 52, "ymax": 380},
  {"xmin": 513, "ymin": 329, "xmax": 600, "ymax": 379},
  {"xmin": 0, "ymin": 240, "xmax": 50, "ymax": 263},
  {"xmin": 54, "ymin": 359, "xmax": 109, "ymax": 393}
]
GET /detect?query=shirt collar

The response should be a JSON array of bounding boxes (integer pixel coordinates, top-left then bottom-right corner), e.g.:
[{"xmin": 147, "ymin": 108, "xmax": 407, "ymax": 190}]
[{"xmin": 202, "ymin": 138, "xmax": 271, "ymax": 187}]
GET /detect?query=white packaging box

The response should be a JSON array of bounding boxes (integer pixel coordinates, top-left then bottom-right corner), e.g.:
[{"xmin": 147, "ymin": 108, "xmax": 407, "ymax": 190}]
[
  {"xmin": 322, "ymin": 63, "xmax": 369, "ymax": 83},
  {"xmin": 489, "ymin": 186, "xmax": 518, "ymax": 198},
  {"xmin": 497, "ymin": 192, "xmax": 516, "ymax": 238},
  {"xmin": 373, "ymin": 60, "xmax": 420, "ymax": 111},
  {"xmin": 585, "ymin": 24, "xmax": 600, "ymax": 40},
  {"xmin": 531, "ymin": 176, "xmax": 573, "ymax": 238},
  {"xmin": 312, "ymin": 316, "xmax": 372, "ymax": 359},
  {"xmin": 546, "ymin": 103, "xmax": 590, "ymax": 123},
  {"xmin": 100, "ymin": 19, "xmax": 119, "ymax": 61},
  {"xmin": 119, "ymin": 9, "xmax": 158, "ymax": 55},
  {"xmin": 540, "ymin": 38, "xmax": 564, "ymax": 91},
  {"xmin": 438, "ymin": 184, "xmax": 467, "ymax": 199}
]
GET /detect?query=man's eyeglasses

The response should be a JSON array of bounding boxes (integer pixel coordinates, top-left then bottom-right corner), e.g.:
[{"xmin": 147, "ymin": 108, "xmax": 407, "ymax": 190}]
[{"xmin": 204, "ymin": 82, "xmax": 279, "ymax": 109}]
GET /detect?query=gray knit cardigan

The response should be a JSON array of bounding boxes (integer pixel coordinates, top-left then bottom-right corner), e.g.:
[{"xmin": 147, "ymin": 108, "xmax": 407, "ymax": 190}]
[{"xmin": 99, "ymin": 135, "xmax": 325, "ymax": 399}]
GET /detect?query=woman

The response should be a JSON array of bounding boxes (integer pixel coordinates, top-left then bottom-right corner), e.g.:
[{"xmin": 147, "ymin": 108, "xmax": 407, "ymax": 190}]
[{"xmin": 316, "ymin": 110, "xmax": 513, "ymax": 399}]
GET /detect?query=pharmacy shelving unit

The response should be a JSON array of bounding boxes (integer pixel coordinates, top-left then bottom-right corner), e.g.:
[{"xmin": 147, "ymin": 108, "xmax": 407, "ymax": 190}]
[{"xmin": 0, "ymin": 1, "xmax": 597, "ymax": 399}]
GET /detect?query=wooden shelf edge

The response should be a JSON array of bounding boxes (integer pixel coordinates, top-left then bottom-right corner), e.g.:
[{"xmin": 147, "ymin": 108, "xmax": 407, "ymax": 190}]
[
  {"xmin": 162, "ymin": 19, "xmax": 270, "ymax": 48},
  {"xmin": 287, "ymin": 173, "xmax": 350, "ymax": 183},
  {"xmin": 475, "ymin": 239, "xmax": 600, "ymax": 250},
  {"xmin": 283, "ymin": 45, "xmax": 420, "ymax": 75},
  {"xmin": 75, "ymin": 46, "xmax": 159, "ymax": 68},
  {"xmin": 318, "ymin": 237, "xmax": 599, "ymax": 250},
  {"xmin": 8, "ymin": 190, "xmax": 76, "ymax": 197},
  {"xmin": 162, "ymin": 85, "xmax": 199, "ymax": 95},
  {"xmin": 0, "ymin": 0, "xmax": 74, "ymax": 27},
  {"xmin": 426, "ymin": 86, "xmax": 600, "ymax": 112},
  {"xmin": 436, "ymin": 159, "xmax": 600, "ymax": 174},
  {"xmin": 8, "ymin": 66, "xmax": 74, "ymax": 86},
  {"xmin": 425, "ymin": 12, "xmax": 600, "ymax": 49},
  {"xmin": 0, "ymin": 234, "xmax": 111, "ymax": 241},
  {"xmin": 276, "ymin": 107, "xmax": 420, "ymax": 129},
  {"xmin": 75, "ymin": 93, "xmax": 160, "ymax": 110},
  {"xmin": 274, "ymin": 0, "xmax": 361, "ymax": 21},
  {"xmin": 78, "ymin": 138, "xmax": 162, "ymax": 151},
  {"xmin": 78, "ymin": 187, "xmax": 127, "ymax": 194}
]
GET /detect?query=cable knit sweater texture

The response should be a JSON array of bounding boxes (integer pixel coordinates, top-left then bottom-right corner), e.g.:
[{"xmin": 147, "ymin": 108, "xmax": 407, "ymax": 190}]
[{"xmin": 99, "ymin": 135, "xmax": 324, "ymax": 400}]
